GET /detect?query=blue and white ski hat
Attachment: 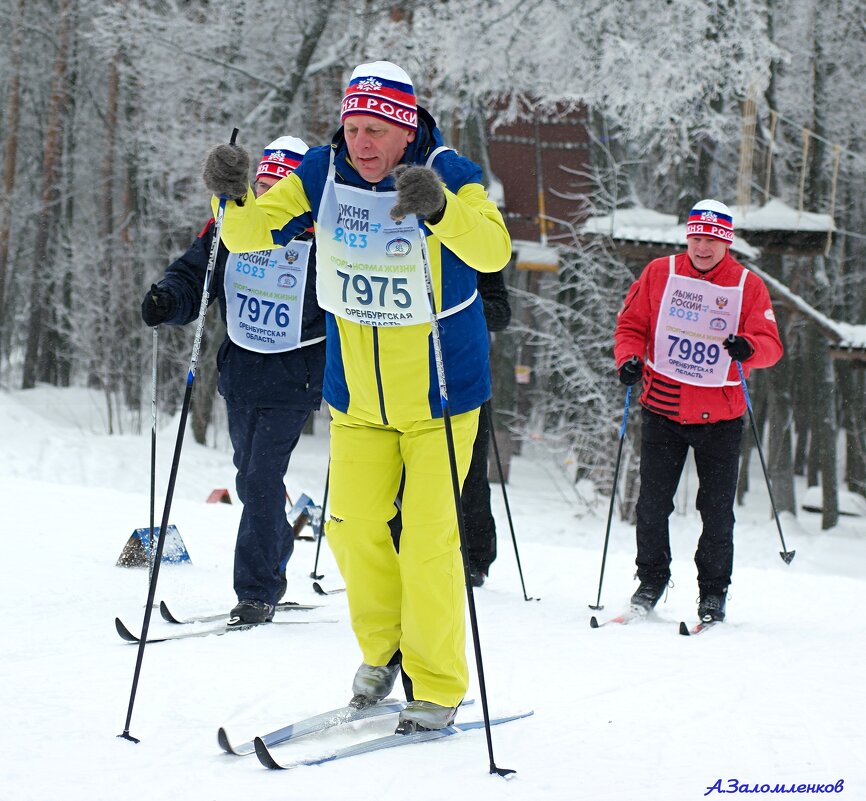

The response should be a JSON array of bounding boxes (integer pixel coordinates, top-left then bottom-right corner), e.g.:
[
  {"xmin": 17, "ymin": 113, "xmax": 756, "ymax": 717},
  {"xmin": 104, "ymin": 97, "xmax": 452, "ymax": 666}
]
[
  {"xmin": 340, "ymin": 61, "xmax": 417, "ymax": 130},
  {"xmin": 255, "ymin": 136, "xmax": 309, "ymax": 181},
  {"xmin": 686, "ymin": 199, "xmax": 734, "ymax": 243}
]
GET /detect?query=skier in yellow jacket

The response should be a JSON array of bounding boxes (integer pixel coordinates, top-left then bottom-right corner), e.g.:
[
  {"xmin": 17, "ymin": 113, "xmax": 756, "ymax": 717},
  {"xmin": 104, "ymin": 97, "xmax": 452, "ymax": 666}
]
[{"xmin": 201, "ymin": 61, "xmax": 511, "ymax": 733}]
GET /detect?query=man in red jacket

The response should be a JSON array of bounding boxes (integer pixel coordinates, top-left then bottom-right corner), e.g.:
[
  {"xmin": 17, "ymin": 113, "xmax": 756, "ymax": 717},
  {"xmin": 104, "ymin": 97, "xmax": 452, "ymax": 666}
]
[{"xmin": 613, "ymin": 199, "xmax": 783, "ymax": 623}]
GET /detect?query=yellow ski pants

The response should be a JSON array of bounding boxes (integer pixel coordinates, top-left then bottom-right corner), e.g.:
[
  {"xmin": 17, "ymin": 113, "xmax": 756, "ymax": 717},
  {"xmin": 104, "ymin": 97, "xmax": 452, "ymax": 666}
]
[{"xmin": 325, "ymin": 406, "xmax": 479, "ymax": 707}]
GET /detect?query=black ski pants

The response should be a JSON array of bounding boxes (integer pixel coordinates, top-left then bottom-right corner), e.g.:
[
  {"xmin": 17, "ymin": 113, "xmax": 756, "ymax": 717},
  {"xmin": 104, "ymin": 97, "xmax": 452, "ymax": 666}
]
[
  {"xmin": 635, "ymin": 408, "xmax": 743, "ymax": 596},
  {"xmin": 227, "ymin": 402, "xmax": 311, "ymax": 605},
  {"xmin": 461, "ymin": 401, "xmax": 497, "ymax": 574}
]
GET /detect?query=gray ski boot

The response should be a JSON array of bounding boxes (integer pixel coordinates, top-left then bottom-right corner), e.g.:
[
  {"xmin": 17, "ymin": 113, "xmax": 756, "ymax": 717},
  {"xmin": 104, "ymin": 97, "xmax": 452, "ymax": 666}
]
[{"xmin": 348, "ymin": 662, "xmax": 400, "ymax": 709}]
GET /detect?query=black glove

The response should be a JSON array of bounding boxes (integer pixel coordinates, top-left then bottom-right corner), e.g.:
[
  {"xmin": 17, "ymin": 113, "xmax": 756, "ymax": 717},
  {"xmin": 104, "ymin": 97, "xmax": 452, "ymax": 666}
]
[
  {"xmin": 202, "ymin": 143, "xmax": 250, "ymax": 200},
  {"xmin": 723, "ymin": 334, "xmax": 753, "ymax": 362},
  {"xmin": 389, "ymin": 165, "xmax": 446, "ymax": 222},
  {"xmin": 141, "ymin": 284, "xmax": 176, "ymax": 327},
  {"xmin": 618, "ymin": 356, "xmax": 643, "ymax": 386}
]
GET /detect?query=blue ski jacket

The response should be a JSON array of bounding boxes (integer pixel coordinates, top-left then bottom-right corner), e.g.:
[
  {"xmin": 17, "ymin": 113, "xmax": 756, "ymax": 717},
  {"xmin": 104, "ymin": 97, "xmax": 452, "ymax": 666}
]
[{"xmin": 212, "ymin": 107, "xmax": 511, "ymax": 424}]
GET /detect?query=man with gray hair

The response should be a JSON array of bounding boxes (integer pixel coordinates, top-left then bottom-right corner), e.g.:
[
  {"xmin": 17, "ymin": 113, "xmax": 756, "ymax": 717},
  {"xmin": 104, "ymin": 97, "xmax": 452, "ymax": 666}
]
[{"xmin": 202, "ymin": 61, "xmax": 511, "ymax": 733}]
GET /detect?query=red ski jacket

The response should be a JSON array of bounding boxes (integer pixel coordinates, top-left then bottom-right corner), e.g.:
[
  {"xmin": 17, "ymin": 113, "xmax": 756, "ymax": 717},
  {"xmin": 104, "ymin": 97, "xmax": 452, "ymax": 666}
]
[{"xmin": 614, "ymin": 251, "xmax": 783, "ymax": 425}]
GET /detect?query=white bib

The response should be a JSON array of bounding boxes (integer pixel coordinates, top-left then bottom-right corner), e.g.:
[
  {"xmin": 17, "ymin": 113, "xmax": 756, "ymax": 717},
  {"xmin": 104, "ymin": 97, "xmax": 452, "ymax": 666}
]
[
  {"xmin": 223, "ymin": 240, "xmax": 313, "ymax": 353},
  {"xmin": 316, "ymin": 173, "xmax": 429, "ymax": 326},
  {"xmin": 650, "ymin": 256, "xmax": 746, "ymax": 387}
]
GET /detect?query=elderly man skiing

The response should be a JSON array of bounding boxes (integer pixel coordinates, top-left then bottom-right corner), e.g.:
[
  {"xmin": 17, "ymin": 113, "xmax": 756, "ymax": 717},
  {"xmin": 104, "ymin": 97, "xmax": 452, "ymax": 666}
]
[{"xmin": 201, "ymin": 61, "xmax": 511, "ymax": 733}]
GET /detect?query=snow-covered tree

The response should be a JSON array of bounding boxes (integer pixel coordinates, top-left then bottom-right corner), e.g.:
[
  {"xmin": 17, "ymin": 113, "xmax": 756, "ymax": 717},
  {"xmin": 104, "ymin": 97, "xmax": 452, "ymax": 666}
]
[{"xmin": 1, "ymin": 0, "xmax": 863, "ymax": 515}]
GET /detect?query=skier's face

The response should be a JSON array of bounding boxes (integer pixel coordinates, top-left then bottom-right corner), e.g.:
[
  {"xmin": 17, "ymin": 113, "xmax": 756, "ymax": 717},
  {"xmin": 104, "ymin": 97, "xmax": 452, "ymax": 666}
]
[
  {"xmin": 253, "ymin": 175, "xmax": 280, "ymax": 198},
  {"xmin": 687, "ymin": 236, "xmax": 728, "ymax": 272},
  {"xmin": 343, "ymin": 115, "xmax": 416, "ymax": 183}
]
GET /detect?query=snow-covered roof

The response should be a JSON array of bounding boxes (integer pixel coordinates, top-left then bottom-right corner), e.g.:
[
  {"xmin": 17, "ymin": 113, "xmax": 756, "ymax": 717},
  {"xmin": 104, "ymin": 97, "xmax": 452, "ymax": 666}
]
[
  {"xmin": 834, "ymin": 323, "xmax": 866, "ymax": 350},
  {"xmin": 512, "ymin": 238, "xmax": 560, "ymax": 270},
  {"xmin": 735, "ymin": 198, "xmax": 834, "ymax": 233},
  {"xmin": 581, "ymin": 207, "xmax": 864, "ymax": 353},
  {"xmin": 486, "ymin": 172, "xmax": 505, "ymax": 209},
  {"xmin": 579, "ymin": 206, "xmax": 759, "ymax": 259},
  {"xmin": 745, "ymin": 262, "xmax": 866, "ymax": 350}
]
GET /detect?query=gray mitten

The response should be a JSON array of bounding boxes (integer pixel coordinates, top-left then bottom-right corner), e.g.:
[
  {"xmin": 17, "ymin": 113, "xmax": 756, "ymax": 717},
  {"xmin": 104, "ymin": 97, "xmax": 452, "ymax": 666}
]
[
  {"xmin": 389, "ymin": 165, "xmax": 446, "ymax": 222},
  {"xmin": 202, "ymin": 143, "xmax": 250, "ymax": 200}
]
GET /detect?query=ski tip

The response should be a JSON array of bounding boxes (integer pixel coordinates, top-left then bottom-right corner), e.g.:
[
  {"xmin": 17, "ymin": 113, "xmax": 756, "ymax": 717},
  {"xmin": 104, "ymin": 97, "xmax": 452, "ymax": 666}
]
[
  {"xmin": 498, "ymin": 710, "xmax": 534, "ymax": 724},
  {"xmin": 217, "ymin": 727, "xmax": 233, "ymax": 755},
  {"xmin": 115, "ymin": 617, "xmax": 139, "ymax": 642},
  {"xmin": 254, "ymin": 736, "xmax": 284, "ymax": 769},
  {"xmin": 218, "ymin": 726, "xmax": 255, "ymax": 756},
  {"xmin": 312, "ymin": 581, "xmax": 327, "ymax": 596},
  {"xmin": 589, "ymin": 616, "xmax": 600, "ymax": 629},
  {"xmin": 678, "ymin": 621, "xmax": 691, "ymax": 636},
  {"xmin": 454, "ymin": 710, "xmax": 535, "ymax": 734},
  {"xmin": 159, "ymin": 600, "xmax": 181, "ymax": 624}
]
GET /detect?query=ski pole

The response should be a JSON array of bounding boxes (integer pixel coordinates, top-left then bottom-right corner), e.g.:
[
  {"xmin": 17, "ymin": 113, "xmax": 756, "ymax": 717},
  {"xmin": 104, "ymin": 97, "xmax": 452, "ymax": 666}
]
[
  {"xmin": 148, "ymin": 327, "xmax": 158, "ymax": 586},
  {"xmin": 733, "ymin": 354, "xmax": 795, "ymax": 564},
  {"xmin": 118, "ymin": 127, "xmax": 239, "ymax": 744},
  {"xmin": 309, "ymin": 462, "xmax": 329, "ymax": 581},
  {"xmin": 418, "ymin": 228, "xmax": 513, "ymax": 777},
  {"xmin": 485, "ymin": 399, "xmax": 536, "ymax": 602},
  {"xmin": 588, "ymin": 383, "xmax": 633, "ymax": 611}
]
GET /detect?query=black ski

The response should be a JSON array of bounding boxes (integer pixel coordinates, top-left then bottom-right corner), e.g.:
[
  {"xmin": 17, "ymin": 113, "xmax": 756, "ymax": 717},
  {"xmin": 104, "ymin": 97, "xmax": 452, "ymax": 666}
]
[
  {"xmin": 159, "ymin": 599, "xmax": 320, "ymax": 625},
  {"xmin": 114, "ymin": 616, "xmax": 317, "ymax": 644},
  {"xmin": 589, "ymin": 607, "xmax": 648, "ymax": 628},
  {"xmin": 218, "ymin": 699, "xmax": 406, "ymax": 756},
  {"xmin": 253, "ymin": 710, "xmax": 533, "ymax": 770},
  {"xmin": 679, "ymin": 619, "xmax": 721, "ymax": 636},
  {"xmin": 312, "ymin": 582, "xmax": 345, "ymax": 596}
]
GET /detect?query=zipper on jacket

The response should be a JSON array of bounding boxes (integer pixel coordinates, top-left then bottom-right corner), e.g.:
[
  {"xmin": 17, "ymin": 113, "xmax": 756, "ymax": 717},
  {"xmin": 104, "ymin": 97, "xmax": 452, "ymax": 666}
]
[
  {"xmin": 372, "ymin": 328, "xmax": 388, "ymax": 424},
  {"xmin": 334, "ymin": 159, "xmax": 385, "ymax": 420}
]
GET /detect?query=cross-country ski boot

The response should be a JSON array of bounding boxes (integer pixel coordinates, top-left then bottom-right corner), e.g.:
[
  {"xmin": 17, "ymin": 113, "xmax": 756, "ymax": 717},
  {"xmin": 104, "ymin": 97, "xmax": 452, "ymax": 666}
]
[
  {"xmin": 348, "ymin": 662, "xmax": 400, "ymax": 709},
  {"xmin": 395, "ymin": 700, "xmax": 458, "ymax": 735}
]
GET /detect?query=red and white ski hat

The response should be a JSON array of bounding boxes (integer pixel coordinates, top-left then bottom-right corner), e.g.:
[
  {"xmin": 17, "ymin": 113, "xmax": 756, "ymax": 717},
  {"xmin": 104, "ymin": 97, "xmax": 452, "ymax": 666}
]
[
  {"xmin": 255, "ymin": 136, "xmax": 308, "ymax": 181},
  {"xmin": 340, "ymin": 61, "xmax": 417, "ymax": 130},
  {"xmin": 686, "ymin": 199, "xmax": 734, "ymax": 243}
]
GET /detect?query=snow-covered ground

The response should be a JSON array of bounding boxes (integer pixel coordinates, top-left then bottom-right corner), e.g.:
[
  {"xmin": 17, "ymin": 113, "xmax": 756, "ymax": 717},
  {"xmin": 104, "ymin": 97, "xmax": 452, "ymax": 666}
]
[{"xmin": 1, "ymin": 385, "xmax": 864, "ymax": 801}]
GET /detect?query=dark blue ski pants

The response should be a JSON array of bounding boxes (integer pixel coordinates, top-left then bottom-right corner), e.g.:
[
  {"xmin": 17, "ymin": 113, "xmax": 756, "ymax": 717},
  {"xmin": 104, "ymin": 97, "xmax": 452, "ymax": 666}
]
[{"xmin": 227, "ymin": 402, "xmax": 311, "ymax": 605}]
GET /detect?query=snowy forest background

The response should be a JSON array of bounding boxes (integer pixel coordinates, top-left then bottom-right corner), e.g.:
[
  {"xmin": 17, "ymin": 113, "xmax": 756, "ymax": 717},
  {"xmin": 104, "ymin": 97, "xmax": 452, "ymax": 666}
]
[{"xmin": 0, "ymin": 0, "xmax": 864, "ymax": 531}]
